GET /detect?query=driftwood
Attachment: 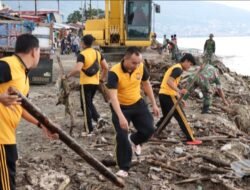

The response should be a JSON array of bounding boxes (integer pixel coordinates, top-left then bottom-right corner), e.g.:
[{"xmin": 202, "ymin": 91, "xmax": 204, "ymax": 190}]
[
  {"xmin": 56, "ymin": 56, "xmax": 76, "ymax": 135},
  {"xmin": 176, "ymin": 175, "xmax": 238, "ymax": 190},
  {"xmin": 98, "ymin": 82, "xmax": 110, "ymax": 103},
  {"xmin": 210, "ymin": 177, "xmax": 239, "ymax": 190},
  {"xmin": 199, "ymin": 165, "xmax": 231, "ymax": 174},
  {"xmin": 147, "ymin": 159, "xmax": 189, "ymax": 178},
  {"xmin": 9, "ymin": 87, "xmax": 125, "ymax": 188},
  {"xmin": 170, "ymin": 154, "xmax": 193, "ymax": 163},
  {"xmin": 149, "ymin": 138, "xmax": 180, "ymax": 144},
  {"xmin": 198, "ymin": 135, "xmax": 238, "ymax": 142},
  {"xmin": 174, "ymin": 176, "xmax": 210, "ymax": 184},
  {"xmin": 101, "ymin": 157, "xmax": 147, "ymax": 168},
  {"xmin": 197, "ymin": 153, "xmax": 230, "ymax": 167}
]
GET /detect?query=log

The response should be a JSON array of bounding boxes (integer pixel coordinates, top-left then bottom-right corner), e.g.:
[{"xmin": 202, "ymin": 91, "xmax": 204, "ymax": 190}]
[
  {"xmin": 199, "ymin": 165, "xmax": 231, "ymax": 174},
  {"xmin": 10, "ymin": 87, "xmax": 125, "ymax": 188},
  {"xmin": 198, "ymin": 135, "xmax": 233, "ymax": 141},
  {"xmin": 197, "ymin": 154, "xmax": 230, "ymax": 167}
]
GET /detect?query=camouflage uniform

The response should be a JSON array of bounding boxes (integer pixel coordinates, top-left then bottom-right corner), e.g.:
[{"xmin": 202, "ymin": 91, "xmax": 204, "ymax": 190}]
[
  {"xmin": 203, "ymin": 38, "xmax": 215, "ymax": 64},
  {"xmin": 184, "ymin": 64, "xmax": 221, "ymax": 112}
]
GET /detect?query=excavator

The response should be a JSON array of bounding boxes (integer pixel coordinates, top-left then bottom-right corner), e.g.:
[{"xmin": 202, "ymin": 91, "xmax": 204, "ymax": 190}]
[{"xmin": 83, "ymin": 0, "xmax": 158, "ymax": 54}]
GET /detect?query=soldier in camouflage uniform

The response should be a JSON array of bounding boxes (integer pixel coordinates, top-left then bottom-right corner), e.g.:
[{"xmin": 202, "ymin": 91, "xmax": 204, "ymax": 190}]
[
  {"xmin": 203, "ymin": 33, "xmax": 215, "ymax": 64},
  {"xmin": 184, "ymin": 64, "xmax": 229, "ymax": 114}
]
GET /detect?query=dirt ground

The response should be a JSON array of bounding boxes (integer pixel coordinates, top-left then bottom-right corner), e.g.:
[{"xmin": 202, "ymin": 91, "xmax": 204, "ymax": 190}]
[{"xmin": 15, "ymin": 50, "xmax": 250, "ymax": 190}]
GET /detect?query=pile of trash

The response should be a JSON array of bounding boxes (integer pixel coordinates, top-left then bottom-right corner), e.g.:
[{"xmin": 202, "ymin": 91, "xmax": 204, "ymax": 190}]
[{"xmin": 15, "ymin": 52, "xmax": 250, "ymax": 190}]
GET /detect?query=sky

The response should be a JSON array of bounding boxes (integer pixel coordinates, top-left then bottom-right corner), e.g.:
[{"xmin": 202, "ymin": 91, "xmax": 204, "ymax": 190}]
[
  {"xmin": 212, "ymin": 1, "xmax": 250, "ymax": 12},
  {"xmin": 2, "ymin": 0, "xmax": 250, "ymax": 20},
  {"xmin": 1, "ymin": 0, "xmax": 104, "ymax": 21}
]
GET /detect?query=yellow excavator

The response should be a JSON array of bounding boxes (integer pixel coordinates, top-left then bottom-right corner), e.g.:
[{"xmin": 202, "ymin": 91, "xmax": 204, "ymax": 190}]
[{"xmin": 83, "ymin": 0, "xmax": 154, "ymax": 51}]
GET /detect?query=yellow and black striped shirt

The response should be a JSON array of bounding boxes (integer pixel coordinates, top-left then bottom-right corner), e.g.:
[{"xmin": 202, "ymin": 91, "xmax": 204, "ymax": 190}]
[
  {"xmin": 107, "ymin": 61, "xmax": 149, "ymax": 106},
  {"xmin": 0, "ymin": 55, "xmax": 29, "ymax": 144},
  {"xmin": 77, "ymin": 48, "xmax": 103, "ymax": 85},
  {"xmin": 159, "ymin": 63, "xmax": 183, "ymax": 96}
]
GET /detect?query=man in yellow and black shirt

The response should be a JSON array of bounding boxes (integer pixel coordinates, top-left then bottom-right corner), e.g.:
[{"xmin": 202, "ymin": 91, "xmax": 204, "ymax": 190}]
[
  {"xmin": 156, "ymin": 53, "xmax": 202, "ymax": 145},
  {"xmin": 107, "ymin": 47, "xmax": 160, "ymax": 177},
  {"xmin": 0, "ymin": 34, "xmax": 55, "ymax": 190},
  {"xmin": 66, "ymin": 34, "xmax": 108, "ymax": 134}
]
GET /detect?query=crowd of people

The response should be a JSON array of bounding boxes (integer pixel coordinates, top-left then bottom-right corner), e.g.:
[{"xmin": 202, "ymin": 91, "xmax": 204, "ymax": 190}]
[
  {"xmin": 0, "ymin": 32, "xmax": 230, "ymax": 188},
  {"xmin": 53, "ymin": 29, "xmax": 81, "ymax": 56},
  {"xmin": 60, "ymin": 32, "xmax": 80, "ymax": 56},
  {"xmin": 151, "ymin": 33, "xmax": 180, "ymax": 60}
]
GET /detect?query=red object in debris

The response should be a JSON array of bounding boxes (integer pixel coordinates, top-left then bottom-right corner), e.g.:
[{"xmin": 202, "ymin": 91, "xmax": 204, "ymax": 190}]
[{"xmin": 186, "ymin": 139, "xmax": 203, "ymax": 145}]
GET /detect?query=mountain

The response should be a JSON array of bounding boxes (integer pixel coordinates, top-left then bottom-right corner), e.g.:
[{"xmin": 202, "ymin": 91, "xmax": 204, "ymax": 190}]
[
  {"xmin": 154, "ymin": 1, "xmax": 250, "ymax": 37},
  {"xmin": 3, "ymin": 1, "xmax": 250, "ymax": 37}
]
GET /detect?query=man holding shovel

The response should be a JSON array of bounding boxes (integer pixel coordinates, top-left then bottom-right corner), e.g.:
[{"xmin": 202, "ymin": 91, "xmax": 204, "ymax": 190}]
[{"xmin": 156, "ymin": 53, "xmax": 202, "ymax": 145}]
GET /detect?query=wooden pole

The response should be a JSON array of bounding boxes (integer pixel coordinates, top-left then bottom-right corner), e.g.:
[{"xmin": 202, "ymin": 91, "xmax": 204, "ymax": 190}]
[
  {"xmin": 9, "ymin": 87, "xmax": 125, "ymax": 188},
  {"xmin": 34, "ymin": 0, "xmax": 37, "ymax": 16}
]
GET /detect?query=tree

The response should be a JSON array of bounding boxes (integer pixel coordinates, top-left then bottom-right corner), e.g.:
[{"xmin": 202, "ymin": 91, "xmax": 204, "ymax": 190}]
[
  {"xmin": 86, "ymin": 8, "xmax": 104, "ymax": 18},
  {"xmin": 67, "ymin": 8, "xmax": 104, "ymax": 23},
  {"xmin": 67, "ymin": 10, "xmax": 82, "ymax": 23}
]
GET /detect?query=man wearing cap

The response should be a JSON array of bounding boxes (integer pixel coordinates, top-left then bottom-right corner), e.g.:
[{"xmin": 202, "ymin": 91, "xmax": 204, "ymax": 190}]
[
  {"xmin": 107, "ymin": 47, "xmax": 160, "ymax": 177},
  {"xmin": 156, "ymin": 53, "xmax": 202, "ymax": 145},
  {"xmin": 66, "ymin": 34, "xmax": 108, "ymax": 134},
  {"xmin": 204, "ymin": 33, "xmax": 216, "ymax": 64}
]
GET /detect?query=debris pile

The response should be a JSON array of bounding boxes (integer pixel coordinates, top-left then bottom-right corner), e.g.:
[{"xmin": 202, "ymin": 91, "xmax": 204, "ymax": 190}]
[{"xmin": 16, "ymin": 52, "xmax": 250, "ymax": 190}]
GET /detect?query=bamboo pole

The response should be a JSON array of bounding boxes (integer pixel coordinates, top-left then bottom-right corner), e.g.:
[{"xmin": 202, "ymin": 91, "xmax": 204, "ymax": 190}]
[{"xmin": 9, "ymin": 87, "xmax": 124, "ymax": 188}]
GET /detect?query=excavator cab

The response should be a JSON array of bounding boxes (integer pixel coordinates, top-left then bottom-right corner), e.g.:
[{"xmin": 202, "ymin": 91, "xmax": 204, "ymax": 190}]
[
  {"xmin": 83, "ymin": 0, "xmax": 155, "ymax": 60},
  {"xmin": 126, "ymin": 0, "xmax": 151, "ymax": 40}
]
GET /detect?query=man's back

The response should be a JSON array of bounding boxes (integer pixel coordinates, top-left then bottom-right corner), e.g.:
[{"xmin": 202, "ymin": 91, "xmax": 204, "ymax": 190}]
[{"xmin": 199, "ymin": 64, "xmax": 219, "ymax": 84}]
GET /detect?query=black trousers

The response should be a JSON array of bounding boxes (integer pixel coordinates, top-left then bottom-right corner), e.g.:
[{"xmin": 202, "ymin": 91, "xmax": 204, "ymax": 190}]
[
  {"xmin": 0, "ymin": 144, "xmax": 18, "ymax": 190},
  {"xmin": 156, "ymin": 94, "xmax": 194, "ymax": 141},
  {"xmin": 80, "ymin": 84, "xmax": 100, "ymax": 132},
  {"xmin": 111, "ymin": 99, "xmax": 155, "ymax": 171}
]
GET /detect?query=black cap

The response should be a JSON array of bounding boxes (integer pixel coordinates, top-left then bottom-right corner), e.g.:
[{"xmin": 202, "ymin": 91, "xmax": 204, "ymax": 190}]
[
  {"xmin": 82, "ymin": 34, "xmax": 95, "ymax": 47},
  {"xmin": 180, "ymin": 53, "xmax": 196, "ymax": 65}
]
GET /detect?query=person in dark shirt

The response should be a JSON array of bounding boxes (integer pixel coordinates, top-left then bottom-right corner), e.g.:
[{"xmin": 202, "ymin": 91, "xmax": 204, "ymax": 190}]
[
  {"xmin": 156, "ymin": 53, "xmax": 202, "ymax": 145},
  {"xmin": 107, "ymin": 47, "xmax": 160, "ymax": 177},
  {"xmin": 204, "ymin": 33, "xmax": 216, "ymax": 64},
  {"xmin": 66, "ymin": 35, "xmax": 108, "ymax": 134},
  {"xmin": 0, "ymin": 34, "xmax": 56, "ymax": 190}
]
